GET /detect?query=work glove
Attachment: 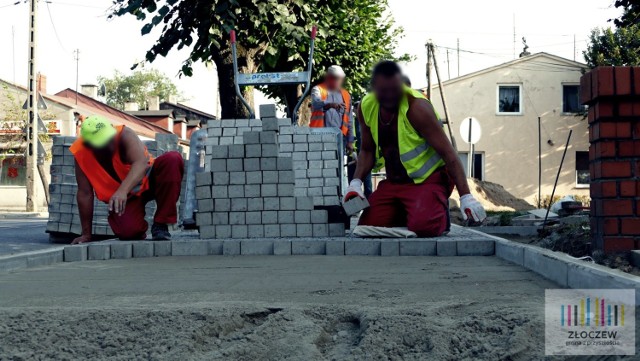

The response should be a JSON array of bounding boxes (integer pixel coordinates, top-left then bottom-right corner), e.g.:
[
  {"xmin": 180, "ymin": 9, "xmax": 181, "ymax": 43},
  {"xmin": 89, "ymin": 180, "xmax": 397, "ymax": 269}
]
[
  {"xmin": 343, "ymin": 179, "xmax": 365, "ymax": 203},
  {"xmin": 460, "ymin": 194, "xmax": 486, "ymax": 224}
]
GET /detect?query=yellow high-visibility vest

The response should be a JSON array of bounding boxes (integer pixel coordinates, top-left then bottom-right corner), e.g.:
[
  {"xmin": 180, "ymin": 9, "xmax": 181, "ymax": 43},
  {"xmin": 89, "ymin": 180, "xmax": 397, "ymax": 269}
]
[{"xmin": 360, "ymin": 86, "xmax": 445, "ymax": 183}]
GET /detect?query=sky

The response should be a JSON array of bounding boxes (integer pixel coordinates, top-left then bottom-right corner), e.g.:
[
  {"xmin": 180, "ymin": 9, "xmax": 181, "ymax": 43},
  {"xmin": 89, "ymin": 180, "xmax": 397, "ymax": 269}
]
[{"xmin": 0, "ymin": 0, "xmax": 622, "ymax": 116}]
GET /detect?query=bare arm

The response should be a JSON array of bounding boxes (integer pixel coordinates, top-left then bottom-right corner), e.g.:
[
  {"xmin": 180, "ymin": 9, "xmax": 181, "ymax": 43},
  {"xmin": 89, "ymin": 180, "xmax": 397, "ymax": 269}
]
[
  {"xmin": 109, "ymin": 127, "xmax": 148, "ymax": 215},
  {"xmin": 73, "ymin": 160, "xmax": 94, "ymax": 243},
  {"xmin": 406, "ymin": 97, "xmax": 471, "ymax": 196},
  {"xmin": 353, "ymin": 105, "xmax": 376, "ymax": 180}
]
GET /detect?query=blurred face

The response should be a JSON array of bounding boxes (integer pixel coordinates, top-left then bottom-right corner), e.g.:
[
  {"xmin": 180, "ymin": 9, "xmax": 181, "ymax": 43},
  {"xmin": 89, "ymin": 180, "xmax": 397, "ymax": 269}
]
[
  {"xmin": 86, "ymin": 138, "xmax": 116, "ymax": 157},
  {"xmin": 372, "ymin": 74, "xmax": 403, "ymax": 110},
  {"xmin": 324, "ymin": 74, "xmax": 344, "ymax": 90}
]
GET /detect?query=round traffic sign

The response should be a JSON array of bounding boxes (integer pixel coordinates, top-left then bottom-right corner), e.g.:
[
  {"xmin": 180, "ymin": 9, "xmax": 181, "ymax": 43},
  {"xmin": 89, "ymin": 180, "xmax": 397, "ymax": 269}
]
[{"xmin": 459, "ymin": 117, "xmax": 481, "ymax": 145}]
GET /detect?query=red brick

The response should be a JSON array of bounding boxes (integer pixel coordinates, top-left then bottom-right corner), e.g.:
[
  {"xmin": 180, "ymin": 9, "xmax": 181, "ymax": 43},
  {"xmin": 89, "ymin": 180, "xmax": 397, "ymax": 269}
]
[
  {"xmin": 634, "ymin": 67, "xmax": 640, "ymax": 96},
  {"xmin": 617, "ymin": 122, "xmax": 632, "ymax": 138},
  {"xmin": 589, "ymin": 145, "xmax": 596, "ymax": 161},
  {"xmin": 603, "ymin": 200, "xmax": 633, "ymax": 216},
  {"xmin": 588, "ymin": 107, "xmax": 596, "ymax": 123},
  {"xmin": 580, "ymin": 72, "xmax": 592, "ymax": 104},
  {"xmin": 603, "ymin": 218, "xmax": 619, "ymax": 235},
  {"xmin": 634, "ymin": 121, "xmax": 640, "ymax": 140},
  {"xmin": 617, "ymin": 140, "xmax": 637, "ymax": 157},
  {"xmin": 601, "ymin": 161, "xmax": 631, "ymax": 178},
  {"xmin": 596, "ymin": 67, "xmax": 615, "ymax": 97},
  {"xmin": 591, "ymin": 182, "xmax": 602, "ymax": 198},
  {"xmin": 619, "ymin": 180, "xmax": 637, "ymax": 197},
  {"xmin": 614, "ymin": 67, "xmax": 632, "ymax": 95},
  {"xmin": 598, "ymin": 141, "xmax": 617, "ymax": 157},
  {"xmin": 618, "ymin": 101, "xmax": 634, "ymax": 116},
  {"xmin": 603, "ymin": 237, "xmax": 635, "ymax": 253},
  {"xmin": 621, "ymin": 219, "xmax": 640, "ymax": 235},
  {"xmin": 594, "ymin": 102, "xmax": 614, "ymax": 118},
  {"xmin": 635, "ymin": 161, "xmax": 640, "ymax": 177},
  {"xmin": 601, "ymin": 181, "xmax": 618, "ymax": 197}
]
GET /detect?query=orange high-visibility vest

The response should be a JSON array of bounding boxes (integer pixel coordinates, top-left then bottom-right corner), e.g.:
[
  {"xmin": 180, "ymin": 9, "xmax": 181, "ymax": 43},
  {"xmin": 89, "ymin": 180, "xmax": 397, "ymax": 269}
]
[
  {"xmin": 309, "ymin": 83, "xmax": 351, "ymax": 136},
  {"xmin": 70, "ymin": 125, "xmax": 154, "ymax": 203}
]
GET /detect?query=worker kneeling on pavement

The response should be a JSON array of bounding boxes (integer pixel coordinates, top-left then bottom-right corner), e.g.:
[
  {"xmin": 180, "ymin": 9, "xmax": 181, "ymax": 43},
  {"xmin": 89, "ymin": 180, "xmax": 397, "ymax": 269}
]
[
  {"xmin": 70, "ymin": 116, "xmax": 184, "ymax": 243},
  {"xmin": 345, "ymin": 61, "xmax": 486, "ymax": 237}
]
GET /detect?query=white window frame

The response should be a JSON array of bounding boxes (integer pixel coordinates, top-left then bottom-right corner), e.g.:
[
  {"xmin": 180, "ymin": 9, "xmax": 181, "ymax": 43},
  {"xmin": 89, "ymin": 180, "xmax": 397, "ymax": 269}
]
[
  {"xmin": 561, "ymin": 83, "xmax": 582, "ymax": 115},
  {"xmin": 496, "ymin": 84, "xmax": 523, "ymax": 116}
]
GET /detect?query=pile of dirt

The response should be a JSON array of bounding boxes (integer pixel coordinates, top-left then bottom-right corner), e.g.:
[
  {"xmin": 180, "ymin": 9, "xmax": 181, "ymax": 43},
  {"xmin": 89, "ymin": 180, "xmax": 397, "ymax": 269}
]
[{"xmin": 451, "ymin": 178, "xmax": 533, "ymax": 212}]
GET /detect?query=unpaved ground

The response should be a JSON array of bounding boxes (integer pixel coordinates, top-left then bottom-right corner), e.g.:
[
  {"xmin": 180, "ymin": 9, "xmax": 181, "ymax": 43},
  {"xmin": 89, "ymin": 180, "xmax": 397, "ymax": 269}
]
[
  {"xmin": 451, "ymin": 178, "xmax": 534, "ymax": 212},
  {"xmin": 0, "ymin": 256, "xmax": 629, "ymax": 360}
]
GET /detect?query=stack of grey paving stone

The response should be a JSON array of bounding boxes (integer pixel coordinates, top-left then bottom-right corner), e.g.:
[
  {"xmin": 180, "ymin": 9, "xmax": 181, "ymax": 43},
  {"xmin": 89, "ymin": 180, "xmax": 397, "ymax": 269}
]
[
  {"xmin": 195, "ymin": 104, "xmax": 345, "ymax": 239},
  {"xmin": 46, "ymin": 134, "xmax": 182, "ymax": 238}
]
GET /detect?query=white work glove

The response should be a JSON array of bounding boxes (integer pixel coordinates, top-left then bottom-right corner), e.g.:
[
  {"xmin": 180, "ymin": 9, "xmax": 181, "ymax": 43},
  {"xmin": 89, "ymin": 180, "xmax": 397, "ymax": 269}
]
[
  {"xmin": 460, "ymin": 194, "xmax": 487, "ymax": 223},
  {"xmin": 343, "ymin": 179, "xmax": 365, "ymax": 203}
]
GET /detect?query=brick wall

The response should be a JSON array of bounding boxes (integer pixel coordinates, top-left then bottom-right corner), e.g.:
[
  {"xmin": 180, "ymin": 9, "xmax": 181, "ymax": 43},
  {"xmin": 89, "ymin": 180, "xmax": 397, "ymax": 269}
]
[{"xmin": 581, "ymin": 67, "xmax": 640, "ymax": 252}]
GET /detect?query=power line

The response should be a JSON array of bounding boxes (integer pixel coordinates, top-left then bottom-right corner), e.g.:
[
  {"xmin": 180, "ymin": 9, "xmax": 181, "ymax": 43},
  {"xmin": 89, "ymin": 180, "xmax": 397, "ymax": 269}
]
[
  {"xmin": 45, "ymin": 1, "xmax": 68, "ymax": 53},
  {"xmin": 0, "ymin": 0, "xmax": 25, "ymax": 9},
  {"xmin": 45, "ymin": 0, "xmax": 108, "ymax": 9}
]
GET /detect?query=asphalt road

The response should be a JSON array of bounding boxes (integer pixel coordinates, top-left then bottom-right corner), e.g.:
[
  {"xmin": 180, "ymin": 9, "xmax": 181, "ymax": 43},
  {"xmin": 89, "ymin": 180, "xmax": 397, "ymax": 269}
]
[{"xmin": 0, "ymin": 217, "xmax": 53, "ymax": 256}]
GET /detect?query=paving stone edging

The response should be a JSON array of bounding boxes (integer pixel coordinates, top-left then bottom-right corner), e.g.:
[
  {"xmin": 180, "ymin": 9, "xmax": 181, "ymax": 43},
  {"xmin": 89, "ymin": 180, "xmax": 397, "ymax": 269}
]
[{"xmin": 466, "ymin": 229, "xmax": 640, "ymax": 303}]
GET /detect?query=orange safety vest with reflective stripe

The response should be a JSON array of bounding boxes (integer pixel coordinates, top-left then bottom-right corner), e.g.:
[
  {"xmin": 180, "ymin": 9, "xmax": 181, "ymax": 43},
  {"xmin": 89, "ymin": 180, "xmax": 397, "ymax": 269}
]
[
  {"xmin": 309, "ymin": 83, "xmax": 351, "ymax": 136},
  {"xmin": 70, "ymin": 125, "xmax": 154, "ymax": 203}
]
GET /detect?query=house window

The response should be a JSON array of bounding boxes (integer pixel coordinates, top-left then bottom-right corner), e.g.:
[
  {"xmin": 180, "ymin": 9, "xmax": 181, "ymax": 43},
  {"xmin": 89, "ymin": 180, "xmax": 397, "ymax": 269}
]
[
  {"xmin": 497, "ymin": 85, "xmax": 522, "ymax": 114},
  {"xmin": 575, "ymin": 151, "xmax": 589, "ymax": 188},
  {"xmin": 563, "ymin": 85, "xmax": 581, "ymax": 113},
  {"xmin": 0, "ymin": 155, "xmax": 26, "ymax": 186}
]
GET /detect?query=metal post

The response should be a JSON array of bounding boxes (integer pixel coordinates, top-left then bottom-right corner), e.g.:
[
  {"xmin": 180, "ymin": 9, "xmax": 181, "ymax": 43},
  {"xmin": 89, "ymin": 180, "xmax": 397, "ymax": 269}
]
[
  {"xmin": 230, "ymin": 30, "xmax": 255, "ymax": 119},
  {"xmin": 446, "ymin": 49, "xmax": 450, "ymax": 80},
  {"xmin": 292, "ymin": 26, "xmax": 317, "ymax": 125},
  {"xmin": 467, "ymin": 118, "xmax": 472, "ymax": 178},
  {"xmin": 425, "ymin": 41, "xmax": 432, "ymax": 100},
  {"xmin": 26, "ymin": 0, "xmax": 39, "ymax": 212},
  {"xmin": 456, "ymin": 38, "xmax": 460, "ymax": 77},
  {"xmin": 430, "ymin": 43, "xmax": 457, "ymax": 151},
  {"xmin": 543, "ymin": 130, "xmax": 572, "ymax": 230},
  {"xmin": 538, "ymin": 116, "xmax": 542, "ymax": 208},
  {"xmin": 74, "ymin": 49, "xmax": 80, "ymax": 105}
]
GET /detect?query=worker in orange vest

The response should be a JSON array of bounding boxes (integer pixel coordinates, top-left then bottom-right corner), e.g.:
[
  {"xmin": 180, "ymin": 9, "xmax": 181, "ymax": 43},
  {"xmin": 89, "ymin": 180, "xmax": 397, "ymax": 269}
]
[
  {"xmin": 310, "ymin": 65, "xmax": 354, "ymax": 152},
  {"xmin": 70, "ymin": 116, "xmax": 184, "ymax": 243}
]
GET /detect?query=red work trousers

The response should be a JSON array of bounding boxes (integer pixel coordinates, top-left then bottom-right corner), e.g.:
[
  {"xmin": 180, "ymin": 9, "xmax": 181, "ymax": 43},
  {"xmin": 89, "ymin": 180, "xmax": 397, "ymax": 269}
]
[
  {"xmin": 108, "ymin": 151, "xmax": 184, "ymax": 240},
  {"xmin": 358, "ymin": 169, "xmax": 454, "ymax": 237}
]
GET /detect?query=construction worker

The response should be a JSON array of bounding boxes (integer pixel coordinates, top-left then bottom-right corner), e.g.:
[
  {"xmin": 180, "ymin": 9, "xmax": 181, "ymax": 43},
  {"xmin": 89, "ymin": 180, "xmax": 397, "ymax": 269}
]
[
  {"xmin": 73, "ymin": 112, "xmax": 85, "ymax": 136},
  {"xmin": 70, "ymin": 116, "xmax": 184, "ymax": 243},
  {"xmin": 345, "ymin": 61, "xmax": 486, "ymax": 236},
  {"xmin": 310, "ymin": 65, "xmax": 354, "ymax": 152}
]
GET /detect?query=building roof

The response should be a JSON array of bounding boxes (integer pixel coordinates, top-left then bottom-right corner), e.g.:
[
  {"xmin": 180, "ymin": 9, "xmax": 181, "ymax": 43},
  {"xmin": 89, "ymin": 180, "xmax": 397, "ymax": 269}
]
[
  {"xmin": 425, "ymin": 52, "xmax": 588, "ymax": 90},
  {"xmin": 160, "ymin": 101, "xmax": 216, "ymax": 120},
  {"xmin": 54, "ymin": 89, "xmax": 170, "ymax": 138},
  {"xmin": 127, "ymin": 110, "xmax": 175, "ymax": 118}
]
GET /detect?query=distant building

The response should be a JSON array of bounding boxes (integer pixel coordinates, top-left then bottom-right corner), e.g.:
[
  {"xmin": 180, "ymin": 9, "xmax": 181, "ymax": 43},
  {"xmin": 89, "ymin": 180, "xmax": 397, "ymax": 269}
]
[{"xmin": 425, "ymin": 53, "xmax": 589, "ymax": 203}]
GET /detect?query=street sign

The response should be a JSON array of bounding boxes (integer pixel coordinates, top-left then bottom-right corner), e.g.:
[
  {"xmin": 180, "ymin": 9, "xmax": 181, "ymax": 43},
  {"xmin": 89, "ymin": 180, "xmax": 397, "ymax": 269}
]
[{"xmin": 459, "ymin": 117, "xmax": 481, "ymax": 145}]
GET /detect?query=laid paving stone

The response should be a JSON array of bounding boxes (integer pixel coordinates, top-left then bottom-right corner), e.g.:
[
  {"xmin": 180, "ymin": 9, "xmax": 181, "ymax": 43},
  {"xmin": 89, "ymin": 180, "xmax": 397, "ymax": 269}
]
[
  {"xmin": 87, "ymin": 244, "xmax": 111, "ymax": 261},
  {"xmin": 273, "ymin": 240, "xmax": 292, "ymax": 255},
  {"xmin": 153, "ymin": 242, "xmax": 172, "ymax": 257},
  {"xmin": 523, "ymin": 247, "xmax": 568, "ymax": 287},
  {"xmin": 436, "ymin": 240, "xmax": 457, "ymax": 256},
  {"xmin": 345, "ymin": 240, "xmax": 380, "ymax": 256},
  {"xmin": 110, "ymin": 242, "xmax": 133, "ymax": 259},
  {"xmin": 399, "ymin": 240, "xmax": 436, "ymax": 256},
  {"xmin": 326, "ymin": 240, "xmax": 344, "ymax": 255},
  {"xmin": 292, "ymin": 240, "xmax": 326, "ymax": 255},
  {"xmin": 223, "ymin": 240, "xmax": 241, "ymax": 255},
  {"xmin": 64, "ymin": 245, "xmax": 88, "ymax": 262},
  {"xmin": 207, "ymin": 240, "xmax": 223, "ymax": 255},
  {"xmin": 457, "ymin": 240, "xmax": 494, "ymax": 256},
  {"xmin": 26, "ymin": 249, "xmax": 64, "ymax": 268},
  {"xmin": 172, "ymin": 240, "xmax": 208, "ymax": 256},
  {"xmin": 241, "ymin": 240, "xmax": 274, "ymax": 255},
  {"xmin": 132, "ymin": 242, "xmax": 154, "ymax": 258},
  {"xmin": 494, "ymin": 240, "xmax": 525, "ymax": 266},
  {"xmin": 380, "ymin": 241, "xmax": 399, "ymax": 256}
]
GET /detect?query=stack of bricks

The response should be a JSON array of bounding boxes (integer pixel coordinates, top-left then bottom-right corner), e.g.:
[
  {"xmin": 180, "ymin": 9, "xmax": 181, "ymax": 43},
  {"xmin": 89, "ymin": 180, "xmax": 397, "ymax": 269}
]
[
  {"xmin": 195, "ymin": 104, "xmax": 345, "ymax": 239},
  {"xmin": 46, "ymin": 134, "xmax": 181, "ymax": 238},
  {"xmin": 580, "ymin": 66, "xmax": 640, "ymax": 252}
]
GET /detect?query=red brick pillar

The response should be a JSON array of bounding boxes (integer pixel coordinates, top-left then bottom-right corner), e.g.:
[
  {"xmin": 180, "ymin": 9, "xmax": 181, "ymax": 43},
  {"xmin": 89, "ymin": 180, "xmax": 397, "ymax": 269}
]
[{"xmin": 581, "ymin": 67, "xmax": 640, "ymax": 252}]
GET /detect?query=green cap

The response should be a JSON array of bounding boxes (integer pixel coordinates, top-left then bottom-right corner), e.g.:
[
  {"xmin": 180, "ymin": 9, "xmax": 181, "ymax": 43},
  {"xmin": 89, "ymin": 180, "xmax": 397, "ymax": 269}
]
[{"xmin": 80, "ymin": 115, "xmax": 117, "ymax": 148}]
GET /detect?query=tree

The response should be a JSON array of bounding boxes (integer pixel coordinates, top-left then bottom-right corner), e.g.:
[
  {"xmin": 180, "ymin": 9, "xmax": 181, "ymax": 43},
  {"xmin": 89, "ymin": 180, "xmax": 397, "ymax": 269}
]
[
  {"xmin": 97, "ymin": 69, "xmax": 181, "ymax": 110},
  {"xmin": 584, "ymin": 2, "xmax": 640, "ymax": 67},
  {"xmin": 109, "ymin": 0, "xmax": 407, "ymax": 118}
]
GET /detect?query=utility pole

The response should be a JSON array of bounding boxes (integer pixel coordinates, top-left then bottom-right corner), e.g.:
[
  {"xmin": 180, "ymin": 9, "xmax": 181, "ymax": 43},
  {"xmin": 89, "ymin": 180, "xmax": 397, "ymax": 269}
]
[
  {"xmin": 74, "ymin": 49, "xmax": 80, "ymax": 104},
  {"xmin": 446, "ymin": 49, "xmax": 451, "ymax": 80},
  {"xmin": 26, "ymin": 0, "xmax": 39, "ymax": 212},
  {"xmin": 428, "ymin": 43, "xmax": 457, "ymax": 151},
  {"xmin": 573, "ymin": 34, "xmax": 576, "ymax": 61},
  {"xmin": 456, "ymin": 38, "xmax": 460, "ymax": 77},
  {"xmin": 425, "ymin": 41, "xmax": 432, "ymax": 100}
]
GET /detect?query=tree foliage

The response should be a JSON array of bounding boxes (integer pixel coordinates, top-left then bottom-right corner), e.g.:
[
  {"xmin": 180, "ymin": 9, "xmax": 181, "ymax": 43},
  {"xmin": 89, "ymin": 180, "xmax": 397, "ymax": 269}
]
[
  {"xmin": 584, "ymin": 1, "xmax": 640, "ymax": 68},
  {"xmin": 611, "ymin": 0, "xmax": 640, "ymax": 28},
  {"xmin": 97, "ymin": 69, "xmax": 181, "ymax": 110},
  {"xmin": 109, "ymin": 0, "xmax": 407, "ymax": 118}
]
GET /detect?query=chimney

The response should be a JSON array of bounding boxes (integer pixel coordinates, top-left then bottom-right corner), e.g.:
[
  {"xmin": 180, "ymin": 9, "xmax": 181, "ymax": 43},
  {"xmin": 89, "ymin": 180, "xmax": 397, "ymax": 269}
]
[
  {"xmin": 167, "ymin": 95, "xmax": 177, "ymax": 104},
  {"xmin": 124, "ymin": 102, "xmax": 139, "ymax": 111},
  {"xmin": 80, "ymin": 84, "xmax": 98, "ymax": 99},
  {"xmin": 147, "ymin": 96, "xmax": 160, "ymax": 111},
  {"xmin": 36, "ymin": 73, "xmax": 47, "ymax": 93}
]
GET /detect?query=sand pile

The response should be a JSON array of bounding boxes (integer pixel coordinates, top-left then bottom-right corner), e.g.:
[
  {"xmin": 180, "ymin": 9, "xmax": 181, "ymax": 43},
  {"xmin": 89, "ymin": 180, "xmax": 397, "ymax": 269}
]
[{"xmin": 451, "ymin": 178, "xmax": 533, "ymax": 212}]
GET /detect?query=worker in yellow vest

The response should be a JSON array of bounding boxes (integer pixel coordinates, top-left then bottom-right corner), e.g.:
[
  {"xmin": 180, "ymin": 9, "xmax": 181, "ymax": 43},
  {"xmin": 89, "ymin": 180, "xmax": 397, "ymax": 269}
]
[
  {"xmin": 344, "ymin": 61, "xmax": 486, "ymax": 236},
  {"xmin": 310, "ymin": 65, "xmax": 354, "ymax": 151}
]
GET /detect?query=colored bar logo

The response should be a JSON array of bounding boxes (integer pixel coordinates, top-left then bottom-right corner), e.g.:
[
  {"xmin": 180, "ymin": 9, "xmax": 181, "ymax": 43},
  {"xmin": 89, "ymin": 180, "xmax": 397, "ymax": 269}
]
[{"xmin": 561, "ymin": 297, "xmax": 624, "ymax": 327}]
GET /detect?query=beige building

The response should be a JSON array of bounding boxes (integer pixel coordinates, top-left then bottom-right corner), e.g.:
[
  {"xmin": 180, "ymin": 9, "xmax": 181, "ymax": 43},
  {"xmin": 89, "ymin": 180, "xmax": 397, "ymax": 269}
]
[{"xmin": 427, "ymin": 53, "xmax": 589, "ymax": 205}]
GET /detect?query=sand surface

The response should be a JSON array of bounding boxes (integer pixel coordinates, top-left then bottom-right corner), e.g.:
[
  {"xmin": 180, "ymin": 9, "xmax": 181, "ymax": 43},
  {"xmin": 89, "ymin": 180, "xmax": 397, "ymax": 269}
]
[{"xmin": 0, "ymin": 256, "xmax": 626, "ymax": 360}]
